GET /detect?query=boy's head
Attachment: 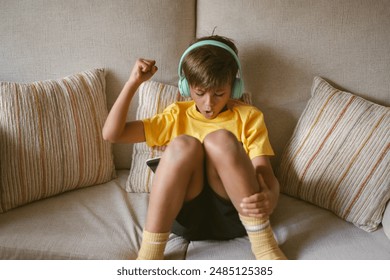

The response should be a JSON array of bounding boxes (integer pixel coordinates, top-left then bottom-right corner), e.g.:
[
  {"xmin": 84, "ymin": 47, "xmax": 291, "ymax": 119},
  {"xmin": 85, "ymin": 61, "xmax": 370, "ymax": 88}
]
[
  {"xmin": 178, "ymin": 35, "xmax": 243, "ymax": 119},
  {"xmin": 178, "ymin": 35, "xmax": 242, "ymax": 99}
]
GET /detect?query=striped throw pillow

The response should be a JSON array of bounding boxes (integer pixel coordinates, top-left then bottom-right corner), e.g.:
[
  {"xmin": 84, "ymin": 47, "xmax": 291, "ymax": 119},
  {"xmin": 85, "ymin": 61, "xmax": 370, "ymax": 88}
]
[
  {"xmin": 278, "ymin": 76, "xmax": 390, "ymax": 232},
  {"xmin": 126, "ymin": 80, "xmax": 252, "ymax": 192},
  {"xmin": 0, "ymin": 69, "xmax": 115, "ymax": 212}
]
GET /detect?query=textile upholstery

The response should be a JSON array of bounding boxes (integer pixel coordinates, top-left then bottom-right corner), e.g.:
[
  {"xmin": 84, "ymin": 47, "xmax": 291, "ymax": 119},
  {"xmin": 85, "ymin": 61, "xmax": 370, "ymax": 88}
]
[
  {"xmin": 0, "ymin": 69, "xmax": 115, "ymax": 212},
  {"xmin": 1, "ymin": 0, "xmax": 390, "ymax": 260},
  {"xmin": 196, "ymin": 0, "xmax": 390, "ymax": 167},
  {"xmin": 278, "ymin": 77, "xmax": 390, "ymax": 232},
  {"xmin": 0, "ymin": 0, "xmax": 196, "ymax": 169}
]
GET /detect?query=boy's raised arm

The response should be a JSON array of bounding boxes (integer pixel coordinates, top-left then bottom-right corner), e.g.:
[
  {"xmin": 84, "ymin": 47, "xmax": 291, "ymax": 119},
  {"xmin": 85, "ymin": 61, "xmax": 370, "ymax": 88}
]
[{"xmin": 102, "ymin": 59, "xmax": 158, "ymax": 143}]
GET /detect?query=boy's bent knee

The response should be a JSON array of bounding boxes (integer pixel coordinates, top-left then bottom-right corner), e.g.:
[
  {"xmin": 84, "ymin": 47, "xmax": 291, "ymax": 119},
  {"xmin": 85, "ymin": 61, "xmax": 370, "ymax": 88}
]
[
  {"xmin": 204, "ymin": 129, "xmax": 241, "ymax": 155},
  {"xmin": 169, "ymin": 135, "xmax": 202, "ymax": 151},
  {"xmin": 164, "ymin": 135, "xmax": 203, "ymax": 161},
  {"xmin": 204, "ymin": 129, "xmax": 238, "ymax": 143}
]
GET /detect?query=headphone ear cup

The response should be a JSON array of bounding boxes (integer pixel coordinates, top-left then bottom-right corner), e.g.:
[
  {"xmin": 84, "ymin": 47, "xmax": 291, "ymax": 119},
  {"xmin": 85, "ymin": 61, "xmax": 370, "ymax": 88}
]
[
  {"xmin": 178, "ymin": 77, "xmax": 191, "ymax": 97},
  {"xmin": 231, "ymin": 78, "xmax": 243, "ymax": 99}
]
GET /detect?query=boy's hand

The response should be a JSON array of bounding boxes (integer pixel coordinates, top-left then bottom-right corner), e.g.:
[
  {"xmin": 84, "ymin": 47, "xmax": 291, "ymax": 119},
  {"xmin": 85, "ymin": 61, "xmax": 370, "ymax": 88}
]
[
  {"xmin": 240, "ymin": 174, "xmax": 277, "ymax": 218},
  {"xmin": 128, "ymin": 58, "xmax": 158, "ymax": 85}
]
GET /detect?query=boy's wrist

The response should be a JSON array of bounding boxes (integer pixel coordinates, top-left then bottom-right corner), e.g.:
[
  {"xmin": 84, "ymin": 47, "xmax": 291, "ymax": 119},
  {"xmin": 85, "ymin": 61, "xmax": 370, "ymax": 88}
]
[
  {"xmin": 127, "ymin": 78, "xmax": 142, "ymax": 87},
  {"xmin": 125, "ymin": 79, "xmax": 143, "ymax": 94}
]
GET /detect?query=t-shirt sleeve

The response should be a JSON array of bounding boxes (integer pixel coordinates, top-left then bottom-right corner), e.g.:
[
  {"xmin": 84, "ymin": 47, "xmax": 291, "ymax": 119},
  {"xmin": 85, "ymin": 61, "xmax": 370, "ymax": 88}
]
[
  {"xmin": 142, "ymin": 103, "xmax": 177, "ymax": 147},
  {"xmin": 244, "ymin": 108, "xmax": 275, "ymax": 159}
]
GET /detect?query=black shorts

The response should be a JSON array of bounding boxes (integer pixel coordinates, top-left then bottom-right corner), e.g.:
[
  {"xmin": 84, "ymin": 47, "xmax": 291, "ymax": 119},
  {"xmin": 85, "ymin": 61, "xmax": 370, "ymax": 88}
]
[{"xmin": 171, "ymin": 184, "xmax": 247, "ymax": 241}]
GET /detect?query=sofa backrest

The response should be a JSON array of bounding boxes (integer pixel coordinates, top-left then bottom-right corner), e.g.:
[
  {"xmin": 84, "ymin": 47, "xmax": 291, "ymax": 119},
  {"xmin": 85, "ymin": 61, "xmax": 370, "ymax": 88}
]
[
  {"xmin": 1, "ymin": 0, "xmax": 389, "ymax": 169},
  {"xmin": 0, "ymin": 0, "xmax": 196, "ymax": 169},
  {"xmin": 197, "ymin": 0, "xmax": 390, "ymax": 166}
]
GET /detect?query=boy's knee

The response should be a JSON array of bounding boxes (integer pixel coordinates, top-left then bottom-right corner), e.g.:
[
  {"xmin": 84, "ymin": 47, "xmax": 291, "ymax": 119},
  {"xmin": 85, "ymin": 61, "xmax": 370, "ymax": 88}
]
[
  {"xmin": 165, "ymin": 135, "xmax": 203, "ymax": 160},
  {"xmin": 204, "ymin": 129, "xmax": 241, "ymax": 155}
]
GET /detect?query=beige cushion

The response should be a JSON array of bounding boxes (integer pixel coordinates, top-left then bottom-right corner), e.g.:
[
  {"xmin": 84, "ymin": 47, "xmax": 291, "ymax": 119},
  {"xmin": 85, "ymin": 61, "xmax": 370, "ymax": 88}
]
[
  {"xmin": 278, "ymin": 76, "xmax": 390, "ymax": 232},
  {"xmin": 0, "ymin": 69, "xmax": 115, "ymax": 212},
  {"xmin": 126, "ymin": 80, "xmax": 252, "ymax": 193}
]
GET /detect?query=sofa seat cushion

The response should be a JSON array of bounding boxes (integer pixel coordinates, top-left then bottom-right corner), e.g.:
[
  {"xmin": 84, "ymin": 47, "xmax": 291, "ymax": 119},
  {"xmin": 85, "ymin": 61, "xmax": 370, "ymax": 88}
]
[
  {"xmin": 0, "ymin": 171, "xmax": 188, "ymax": 260},
  {"xmin": 186, "ymin": 237, "xmax": 255, "ymax": 260},
  {"xmin": 186, "ymin": 194, "xmax": 390, "ymax": 260},
  {"xmin": 271, "ymin": 194, "xmax": 390, "ymax": 260}
]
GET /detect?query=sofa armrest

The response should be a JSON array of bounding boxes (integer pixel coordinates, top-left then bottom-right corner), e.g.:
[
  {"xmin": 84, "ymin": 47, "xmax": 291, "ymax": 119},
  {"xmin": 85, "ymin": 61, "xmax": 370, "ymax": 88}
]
[{"xmin": 383, "ymin": 201, "xmax": 390, "ymax": 240}]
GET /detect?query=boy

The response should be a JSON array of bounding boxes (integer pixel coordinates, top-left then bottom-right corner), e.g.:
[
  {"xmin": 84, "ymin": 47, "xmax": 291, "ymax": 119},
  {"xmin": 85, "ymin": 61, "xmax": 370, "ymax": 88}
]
[{"xmin": 103, "ymin": 35, "xmax": 286, "ymax": 260}]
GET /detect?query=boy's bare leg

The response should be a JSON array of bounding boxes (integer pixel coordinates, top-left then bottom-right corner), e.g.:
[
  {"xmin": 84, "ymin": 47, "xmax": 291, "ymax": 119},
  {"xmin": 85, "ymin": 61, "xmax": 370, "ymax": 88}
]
[
  {"xmin": 203, "ymin": 129, "xmax": 286, "ymax": 260},
  {"xmin": 137, "ymin": 135, "xmax": 204, "ymax": 260},
  {"xmin": 203, "ymin": 129, "xmax": 259, "ymax": 207}
]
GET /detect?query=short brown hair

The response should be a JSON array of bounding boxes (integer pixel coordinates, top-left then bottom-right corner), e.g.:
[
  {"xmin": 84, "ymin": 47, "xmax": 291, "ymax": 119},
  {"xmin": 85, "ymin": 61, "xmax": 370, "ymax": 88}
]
[{"xmin": 181, "ymin": 35, "xmax": 239, "ymax": 90}]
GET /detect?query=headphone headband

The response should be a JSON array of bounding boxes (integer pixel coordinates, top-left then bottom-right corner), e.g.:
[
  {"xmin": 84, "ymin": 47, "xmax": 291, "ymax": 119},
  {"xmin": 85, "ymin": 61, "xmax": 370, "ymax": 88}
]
[{"xmin": 178, "ymin": 40, "xmax": 244, "ymax": 99}]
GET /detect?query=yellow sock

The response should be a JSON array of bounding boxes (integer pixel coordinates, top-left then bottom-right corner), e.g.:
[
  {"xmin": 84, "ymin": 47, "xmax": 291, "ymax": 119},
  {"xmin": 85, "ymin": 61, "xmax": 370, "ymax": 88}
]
[
  {"xmin": 239, "ymin": 214, "xmax": 287, "ymax": 260},
  {"xmin": 136, "ymin": 230, "xmax": 170, "ymax": 260}
]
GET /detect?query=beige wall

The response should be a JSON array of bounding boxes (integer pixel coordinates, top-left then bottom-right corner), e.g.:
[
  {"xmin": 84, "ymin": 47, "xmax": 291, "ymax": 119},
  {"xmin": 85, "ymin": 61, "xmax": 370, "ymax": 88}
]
[{"xmin": 1, "ymin": 0, "xmax": 389, "ymax": 168}]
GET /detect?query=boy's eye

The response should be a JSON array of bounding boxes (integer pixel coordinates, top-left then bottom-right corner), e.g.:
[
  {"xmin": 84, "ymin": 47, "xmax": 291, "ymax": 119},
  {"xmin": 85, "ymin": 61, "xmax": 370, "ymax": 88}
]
[
  {"xmin": 215, "ymin": 92, "xmax": 225, "ymax": 97},
  {"xmin": 194, "ymin": 89, "xmax": 206, "ymax": 96}
]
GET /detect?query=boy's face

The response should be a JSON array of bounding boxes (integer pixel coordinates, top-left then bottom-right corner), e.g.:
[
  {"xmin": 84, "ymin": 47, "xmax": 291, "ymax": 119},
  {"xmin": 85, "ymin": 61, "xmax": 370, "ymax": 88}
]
[{"xmin": 190, "ymin": 83, "xmax": 232, "ymax": 119}]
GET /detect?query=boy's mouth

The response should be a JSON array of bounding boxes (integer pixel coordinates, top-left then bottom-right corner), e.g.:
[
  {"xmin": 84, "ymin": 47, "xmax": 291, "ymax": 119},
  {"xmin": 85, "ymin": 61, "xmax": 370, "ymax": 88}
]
[
  {"xmin": 205, "ymin": 110, "xmax": 214, "ymax": 117},
  {"xmin": 195, "ymin": 105, "xmax": 215, "ymax": 119},
  {"xmin": 204, "ymin": 109, "xmax": 214, "ymax": 118}
]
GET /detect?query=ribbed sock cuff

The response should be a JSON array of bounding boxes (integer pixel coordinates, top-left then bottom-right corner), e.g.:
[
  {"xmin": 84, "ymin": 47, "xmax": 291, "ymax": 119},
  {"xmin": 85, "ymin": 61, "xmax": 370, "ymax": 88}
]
[
  {"xmin": 239, "ymin": 214, "xmax": 287, "ymax": 260},
  {"xmin": 239, "ymin": 214, "xmax": 269, "ymax": 229},
  {"xmin": 136, "ymin": 230, "xmax": 170, "ymax": 260}
]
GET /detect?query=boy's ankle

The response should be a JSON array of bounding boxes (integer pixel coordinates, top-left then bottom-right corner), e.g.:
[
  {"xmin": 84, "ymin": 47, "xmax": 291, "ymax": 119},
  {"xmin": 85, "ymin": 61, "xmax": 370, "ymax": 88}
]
[{"xmin": 136, "ymin": 230, "xmax": 170, "ymax": 260}]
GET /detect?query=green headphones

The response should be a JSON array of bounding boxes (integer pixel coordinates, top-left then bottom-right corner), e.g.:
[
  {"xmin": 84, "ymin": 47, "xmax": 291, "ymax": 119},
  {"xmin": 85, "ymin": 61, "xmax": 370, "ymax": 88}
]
[{"xmin": 178, "ymin": 40, "xmax": 244, "ymax": 99}]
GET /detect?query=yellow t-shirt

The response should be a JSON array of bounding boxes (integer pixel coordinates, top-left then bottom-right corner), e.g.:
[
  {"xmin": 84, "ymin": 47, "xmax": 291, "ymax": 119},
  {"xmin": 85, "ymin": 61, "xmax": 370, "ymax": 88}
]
[{"xmin": 142, "ymin": 100, "xmax": 274, "ymax": 159}]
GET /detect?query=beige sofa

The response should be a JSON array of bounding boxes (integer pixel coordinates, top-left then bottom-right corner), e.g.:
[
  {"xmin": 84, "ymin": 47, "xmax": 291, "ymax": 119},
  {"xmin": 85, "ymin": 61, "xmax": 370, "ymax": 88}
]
[{"xmin": 0, "ymin": 0, "xmax": 389, "ymax": 260}]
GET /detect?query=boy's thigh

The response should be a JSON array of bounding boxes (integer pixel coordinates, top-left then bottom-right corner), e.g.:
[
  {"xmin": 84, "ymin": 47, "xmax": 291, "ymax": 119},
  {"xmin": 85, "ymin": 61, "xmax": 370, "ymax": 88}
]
[{"xmin": 172, "ymin": 184, "xmax": 246, "ymax": 241}]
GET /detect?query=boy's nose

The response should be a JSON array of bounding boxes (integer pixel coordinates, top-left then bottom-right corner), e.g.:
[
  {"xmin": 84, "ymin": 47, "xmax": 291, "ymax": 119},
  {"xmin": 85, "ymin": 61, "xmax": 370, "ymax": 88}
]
[{"xmin": 204, "ymin": 94, "xmax": 214, "ymax": 107}]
